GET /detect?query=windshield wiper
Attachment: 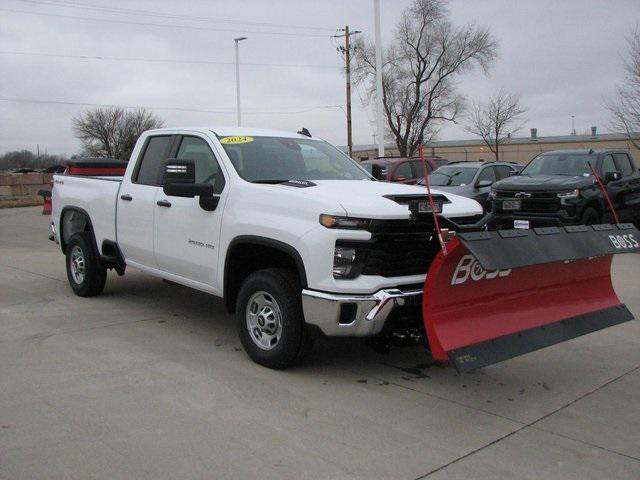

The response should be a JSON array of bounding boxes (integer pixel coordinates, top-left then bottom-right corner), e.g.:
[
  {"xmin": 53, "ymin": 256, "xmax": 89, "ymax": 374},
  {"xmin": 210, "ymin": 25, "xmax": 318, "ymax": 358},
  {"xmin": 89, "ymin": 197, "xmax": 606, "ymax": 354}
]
[{"xmin": 251, "ymin": 179, "xmax": 290, "ymax": 184}]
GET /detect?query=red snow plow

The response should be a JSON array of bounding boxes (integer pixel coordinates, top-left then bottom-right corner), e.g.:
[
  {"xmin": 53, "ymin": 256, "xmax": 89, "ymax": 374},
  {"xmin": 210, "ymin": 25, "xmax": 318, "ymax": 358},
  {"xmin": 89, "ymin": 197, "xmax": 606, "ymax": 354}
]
[{"xmin": 422, "ymin": 223, "xmax": 640, "ymax": 371}]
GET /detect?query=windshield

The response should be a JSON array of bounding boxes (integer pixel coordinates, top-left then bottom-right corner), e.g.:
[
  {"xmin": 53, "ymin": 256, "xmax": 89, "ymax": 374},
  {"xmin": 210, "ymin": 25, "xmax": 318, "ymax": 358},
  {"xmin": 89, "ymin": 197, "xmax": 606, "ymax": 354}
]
[
  {"xmin": 521, "ymin": 154, "xmax": 594, "ymax": 176},
  {"xmin": 218, "ymin": 136, "xmax": 371, "ymax": 182},
  {"xmin": 429, "ymin": 166, "xmax": 478, "ymax": 186}
]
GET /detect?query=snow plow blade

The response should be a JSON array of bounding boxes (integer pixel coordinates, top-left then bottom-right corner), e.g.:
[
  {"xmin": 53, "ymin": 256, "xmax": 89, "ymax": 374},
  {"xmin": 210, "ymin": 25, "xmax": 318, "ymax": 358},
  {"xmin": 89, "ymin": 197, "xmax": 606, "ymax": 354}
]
[{"xmin": 423, "ymin": 223, "xmax": 639, "ymax": 372}]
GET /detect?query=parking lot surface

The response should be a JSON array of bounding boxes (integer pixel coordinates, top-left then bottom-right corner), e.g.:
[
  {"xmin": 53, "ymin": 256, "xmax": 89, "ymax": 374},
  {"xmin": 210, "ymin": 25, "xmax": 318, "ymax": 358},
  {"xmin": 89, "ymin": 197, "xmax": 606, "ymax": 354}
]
[{"xmin": 1, "ymin": 206, "xmax": 639, "ymax": 480}]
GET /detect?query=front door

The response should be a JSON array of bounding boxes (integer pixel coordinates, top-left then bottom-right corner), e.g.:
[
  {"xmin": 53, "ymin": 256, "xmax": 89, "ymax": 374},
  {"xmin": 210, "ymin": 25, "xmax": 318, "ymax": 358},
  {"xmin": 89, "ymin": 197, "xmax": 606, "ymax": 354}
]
[
  {"xmin": 154, "ymin": 134, "xmax": 227, "ymax": 292},
  {"xmin": 117, "ymin": 135, "xmax": 175, "ymax": 268}
]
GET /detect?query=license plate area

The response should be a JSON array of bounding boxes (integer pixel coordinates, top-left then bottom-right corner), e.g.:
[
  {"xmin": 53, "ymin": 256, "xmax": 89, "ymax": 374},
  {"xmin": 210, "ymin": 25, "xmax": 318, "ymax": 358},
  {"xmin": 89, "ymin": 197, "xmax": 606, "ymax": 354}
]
[{"xmin": 502, "ymin": 199, "xmax": 521, "ymax": 210}]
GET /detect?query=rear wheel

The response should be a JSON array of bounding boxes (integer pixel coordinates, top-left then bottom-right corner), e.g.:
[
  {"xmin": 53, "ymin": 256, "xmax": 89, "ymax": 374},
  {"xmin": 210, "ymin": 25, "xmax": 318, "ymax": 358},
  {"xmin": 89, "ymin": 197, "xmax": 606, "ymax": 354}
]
[
  {"xmin": 581, "ymin": 207, "xmax": 600, "ymax": 225},
  {"xmin": 65, "ymin": 232, "xmax": 107, "ymax": 297},
  {"xmin": 236, "ymin": 268, "xmax": 310, "ymax": 369}
]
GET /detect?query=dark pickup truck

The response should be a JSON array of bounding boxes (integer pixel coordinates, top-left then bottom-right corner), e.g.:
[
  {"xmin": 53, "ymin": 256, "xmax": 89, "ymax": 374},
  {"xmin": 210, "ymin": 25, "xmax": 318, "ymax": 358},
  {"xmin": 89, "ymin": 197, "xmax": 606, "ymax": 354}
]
[{"xmin": 489, "ymin": 149, "xmax": 640, "ymax": 228}]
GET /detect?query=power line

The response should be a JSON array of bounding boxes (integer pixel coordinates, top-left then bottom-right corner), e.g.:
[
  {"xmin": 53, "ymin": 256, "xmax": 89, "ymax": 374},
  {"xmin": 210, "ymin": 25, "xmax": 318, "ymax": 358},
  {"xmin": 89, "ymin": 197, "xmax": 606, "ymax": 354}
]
[
  {"xmin": 0, "ymin": 97, "xmax": 344, "ymax": 116},
  {"xmin": 0, "ymin": 50, "xmax": 341, "ymax": 69},
  {"xmin": 11, "ymin": 0, "xmax": 335, "ymax": 32},
  {"xmin": 0, "ymin": 7, "xmax": 332, "ymax": 38}
]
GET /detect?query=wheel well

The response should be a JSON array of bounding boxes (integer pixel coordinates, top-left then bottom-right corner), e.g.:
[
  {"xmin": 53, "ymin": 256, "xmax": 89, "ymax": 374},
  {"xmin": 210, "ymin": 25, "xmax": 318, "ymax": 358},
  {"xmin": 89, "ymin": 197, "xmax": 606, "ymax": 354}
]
[
  {"xmin": 224, "ymin": 239, "xmax": 307, "ymax": 313},
  {"xmin": 60, "ymin": 208, "xmax": 93, "ymax": 254},
  {"xmin": 584, "ymin": 200, "xmax": 602, "ymax": 217}
]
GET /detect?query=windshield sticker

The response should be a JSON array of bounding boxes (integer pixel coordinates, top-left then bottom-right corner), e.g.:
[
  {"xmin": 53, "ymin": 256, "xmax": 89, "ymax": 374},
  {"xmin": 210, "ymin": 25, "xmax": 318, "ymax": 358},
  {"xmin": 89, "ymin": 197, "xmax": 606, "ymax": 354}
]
[{"xmin": 220, "ymin": 136, "xmax": 254, "ymax": 144}]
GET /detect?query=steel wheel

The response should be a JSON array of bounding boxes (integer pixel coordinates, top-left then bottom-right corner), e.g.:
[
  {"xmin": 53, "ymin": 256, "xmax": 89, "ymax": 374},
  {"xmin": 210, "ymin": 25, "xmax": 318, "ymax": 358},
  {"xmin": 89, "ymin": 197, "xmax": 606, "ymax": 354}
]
[
  {"xmin": 246, "ymin": 291, "xmax": 282, "ymax": 350},
  {"xmin": 70, "ymin": 245, "xmax": 86, "ymax": 284}
]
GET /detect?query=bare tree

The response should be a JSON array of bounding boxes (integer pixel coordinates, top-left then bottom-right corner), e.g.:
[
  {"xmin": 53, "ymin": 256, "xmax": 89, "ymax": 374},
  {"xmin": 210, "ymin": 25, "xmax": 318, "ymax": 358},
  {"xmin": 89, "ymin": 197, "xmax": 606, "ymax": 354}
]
[
  {"xmin": 72, "ymin": 107, "xmax": 164, "ymax": 160},
  {"xmin": 607, "ymin": 28, "xmax": 640, "ymax": 148},
  {"xmin": 465, "ymin": 89, "xmax": 527, "ymax": 161},
  {"xmin": 352, "ymin": 0, "xmax": 497, "ymax": 157}
]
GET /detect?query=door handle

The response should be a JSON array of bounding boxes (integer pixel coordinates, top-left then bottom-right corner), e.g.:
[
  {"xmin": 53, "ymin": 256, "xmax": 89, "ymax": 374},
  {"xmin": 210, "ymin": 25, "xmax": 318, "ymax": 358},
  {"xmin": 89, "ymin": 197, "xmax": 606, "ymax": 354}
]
[
  {"xmin": 156, "ymin": 200, "xmax": 172, "ymax": 208},
  {"xmin": 120, "ymin": 194, "xmax": 132, "ymax": 201}
]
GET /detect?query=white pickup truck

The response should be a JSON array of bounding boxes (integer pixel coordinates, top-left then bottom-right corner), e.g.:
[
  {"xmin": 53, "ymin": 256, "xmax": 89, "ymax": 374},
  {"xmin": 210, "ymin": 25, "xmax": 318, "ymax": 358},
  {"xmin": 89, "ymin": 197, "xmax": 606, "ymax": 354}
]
[{"xmin": 52, "ymin": 127, "xmax": 483, "ymax": 368}]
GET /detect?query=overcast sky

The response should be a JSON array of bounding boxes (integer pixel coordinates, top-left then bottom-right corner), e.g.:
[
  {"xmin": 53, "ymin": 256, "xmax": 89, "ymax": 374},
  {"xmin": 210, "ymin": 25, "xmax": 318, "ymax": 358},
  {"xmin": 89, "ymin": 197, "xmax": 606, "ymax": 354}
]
[{"xmin": 0, "ymin": 0, "xmax": 637, "ymax": 156}]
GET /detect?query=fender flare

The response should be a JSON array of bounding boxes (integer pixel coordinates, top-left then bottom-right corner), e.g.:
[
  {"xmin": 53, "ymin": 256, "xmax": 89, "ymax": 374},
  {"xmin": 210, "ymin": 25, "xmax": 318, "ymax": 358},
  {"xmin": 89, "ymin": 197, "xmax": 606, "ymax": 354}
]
[
  {"xmin": 223, "ymin": 235, "xmax": 308, "ymax": 301},
  {"xmin": 59, "ymin": 206, "xmax": 97, "ymax": 254}
]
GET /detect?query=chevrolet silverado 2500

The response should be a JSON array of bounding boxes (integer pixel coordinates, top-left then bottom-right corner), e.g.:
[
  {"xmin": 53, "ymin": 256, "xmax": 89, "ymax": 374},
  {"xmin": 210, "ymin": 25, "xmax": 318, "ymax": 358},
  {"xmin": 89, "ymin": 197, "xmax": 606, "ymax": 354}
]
[{"xmin": 51, "ymin": 127, "xmax": 482, "ymax": 368}]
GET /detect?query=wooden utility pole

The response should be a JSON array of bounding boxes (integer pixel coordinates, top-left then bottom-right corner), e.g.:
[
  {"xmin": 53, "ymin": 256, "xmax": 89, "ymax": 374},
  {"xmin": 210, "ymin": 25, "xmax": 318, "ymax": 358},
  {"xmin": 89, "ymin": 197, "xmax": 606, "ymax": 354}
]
[{"xmin": 334, "ymin": 26, "xmax": 361, "ymax": 158}]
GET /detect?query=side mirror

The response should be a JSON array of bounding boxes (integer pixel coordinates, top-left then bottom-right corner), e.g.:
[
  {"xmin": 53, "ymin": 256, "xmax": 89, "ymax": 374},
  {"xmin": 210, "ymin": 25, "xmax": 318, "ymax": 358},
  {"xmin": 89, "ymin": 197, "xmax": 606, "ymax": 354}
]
[
  {"xmin": 604, "ymin": 171, "xmax": 622, "ymax": 183},
  {"xmin": 163, "ymin": 159, "xmax": 218, "ymax": 211},
  {"xmin": 476, "ymin": 180, "xmax": 493, "ymax": 188},
  {"xmin": 370, "ymin": 164, "xmax": 385, "ymax": 180}
]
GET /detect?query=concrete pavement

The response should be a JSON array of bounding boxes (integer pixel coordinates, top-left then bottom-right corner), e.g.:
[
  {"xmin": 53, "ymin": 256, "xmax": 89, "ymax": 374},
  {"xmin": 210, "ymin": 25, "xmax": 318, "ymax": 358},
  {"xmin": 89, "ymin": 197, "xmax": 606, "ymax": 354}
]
[{"xmin": 1, "ymin": 207, "xmax": 639, "ymax": 479}]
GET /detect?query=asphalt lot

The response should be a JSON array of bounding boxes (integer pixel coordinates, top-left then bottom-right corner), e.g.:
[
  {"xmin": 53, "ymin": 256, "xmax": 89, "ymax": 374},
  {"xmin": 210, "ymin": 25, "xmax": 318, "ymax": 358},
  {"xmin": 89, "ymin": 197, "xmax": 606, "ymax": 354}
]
[{"xmin": 1, "ymin": 206, "xmax": 639, "ymax": 480}]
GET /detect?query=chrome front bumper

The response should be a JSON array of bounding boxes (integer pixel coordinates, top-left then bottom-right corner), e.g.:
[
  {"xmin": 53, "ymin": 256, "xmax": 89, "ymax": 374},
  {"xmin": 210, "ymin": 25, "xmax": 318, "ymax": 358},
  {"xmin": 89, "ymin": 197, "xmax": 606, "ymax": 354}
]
[{"xmin": 301, "ymin": 288, "xmax": 423, "ymax": 337}]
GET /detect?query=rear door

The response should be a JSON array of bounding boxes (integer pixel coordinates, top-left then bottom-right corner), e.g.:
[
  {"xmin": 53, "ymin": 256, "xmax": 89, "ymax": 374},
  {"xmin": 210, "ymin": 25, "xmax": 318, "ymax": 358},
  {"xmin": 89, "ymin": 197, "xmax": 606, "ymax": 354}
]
[
  {"xmin": 117, "ymin": 135, "xmax": 175, "ymax": 268},
  {"xmin": 154, "ymin": 134, "xmax": 227, "ymax": 291}
]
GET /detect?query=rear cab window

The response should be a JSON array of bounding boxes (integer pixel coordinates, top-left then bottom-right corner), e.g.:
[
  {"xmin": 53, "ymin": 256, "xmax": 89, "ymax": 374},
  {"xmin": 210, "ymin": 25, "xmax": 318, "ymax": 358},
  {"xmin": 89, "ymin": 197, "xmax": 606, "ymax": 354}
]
[{"xmin": 134, "ymin": 135, "xmax": 174, "ymax": 186}]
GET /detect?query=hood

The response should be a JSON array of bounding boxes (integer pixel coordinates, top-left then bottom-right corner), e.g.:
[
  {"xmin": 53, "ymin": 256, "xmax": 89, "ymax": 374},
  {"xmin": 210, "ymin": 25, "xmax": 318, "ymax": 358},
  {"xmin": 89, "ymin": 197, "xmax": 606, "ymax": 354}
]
[
  {"xmin": 494, "ymin": 174, "xmax": 594, "ymax": 192},
  {"xmin": 266, "ymin": 180, "xmax": 483, "ymax": 219}
]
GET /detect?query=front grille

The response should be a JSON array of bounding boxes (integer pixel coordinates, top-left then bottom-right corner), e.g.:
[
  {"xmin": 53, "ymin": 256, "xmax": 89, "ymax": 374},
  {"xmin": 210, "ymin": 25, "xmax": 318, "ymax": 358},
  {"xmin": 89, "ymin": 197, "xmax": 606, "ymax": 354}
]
[
  {"xmin": 494, "ymin": 190, "xmax": 560, "ymax": 214},
  {"xmin": 448, "ymin": 214, "xmax": 484, "ymax": 225},
  {"xmin": 339, "ymin": 218, "xmax": 440, "ymax": 277}
]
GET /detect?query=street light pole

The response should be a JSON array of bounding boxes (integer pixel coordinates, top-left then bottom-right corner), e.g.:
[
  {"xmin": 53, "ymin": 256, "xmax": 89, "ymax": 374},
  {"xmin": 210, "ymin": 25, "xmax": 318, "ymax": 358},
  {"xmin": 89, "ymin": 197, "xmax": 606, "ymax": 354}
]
[
  {"xmin": 234, "ymin": 36, "xmax": 247, "ymax": 127},
  {"xmin": 373, "ymin": 0, "xmax": 384, "ymax": 157}
]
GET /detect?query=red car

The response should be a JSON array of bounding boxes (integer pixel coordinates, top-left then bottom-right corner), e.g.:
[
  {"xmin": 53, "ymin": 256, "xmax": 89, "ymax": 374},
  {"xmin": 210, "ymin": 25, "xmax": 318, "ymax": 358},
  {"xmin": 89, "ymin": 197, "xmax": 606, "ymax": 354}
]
[{"xmin": 360, "ymin": 156, "xmax": 448, "ymax": 184}]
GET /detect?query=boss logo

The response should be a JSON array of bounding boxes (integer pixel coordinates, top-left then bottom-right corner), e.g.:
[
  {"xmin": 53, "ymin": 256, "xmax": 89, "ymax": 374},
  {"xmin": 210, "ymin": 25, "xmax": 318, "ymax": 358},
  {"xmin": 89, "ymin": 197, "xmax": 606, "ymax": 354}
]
[
  {"xmin": 451, "ymin": 255, "xmax": 512, "ymax": 285},
  {"xmin": 609, "ymin": 234, "xmax": 639, "ymax": 250}
]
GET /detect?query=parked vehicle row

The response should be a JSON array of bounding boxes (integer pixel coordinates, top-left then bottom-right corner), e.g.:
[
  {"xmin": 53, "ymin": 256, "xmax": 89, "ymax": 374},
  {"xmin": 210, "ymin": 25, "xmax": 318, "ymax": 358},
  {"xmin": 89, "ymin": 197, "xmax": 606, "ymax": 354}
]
[{"xmin": 364, "ymin": 149, "xmax": 639, "ymax": 228}]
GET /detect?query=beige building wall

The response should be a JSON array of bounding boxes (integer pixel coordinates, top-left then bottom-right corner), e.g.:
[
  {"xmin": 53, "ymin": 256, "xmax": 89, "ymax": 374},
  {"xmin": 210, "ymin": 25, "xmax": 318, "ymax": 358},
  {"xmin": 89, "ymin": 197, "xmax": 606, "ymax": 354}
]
[{"xmin": 353, "ymin": 135, "xmax": 640, "ymax": 165}]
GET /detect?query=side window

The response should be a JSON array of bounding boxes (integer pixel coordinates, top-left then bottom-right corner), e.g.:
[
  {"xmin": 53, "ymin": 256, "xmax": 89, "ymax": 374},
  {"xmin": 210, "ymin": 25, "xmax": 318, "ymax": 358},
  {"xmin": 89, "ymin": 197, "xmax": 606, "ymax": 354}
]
[
  {"xmin": 601, "ymin": 155, "xmax": 617, "ymax": 176},
  {"xmin": 495, "ymin": 165, "xmax": 513, "ymax": 180},
  {"xmin": 394, "ymin": 162, "xmax": 413, "ymax": 179},
  {"xmin": 135, "ymin": 136, "xmax": 173, "ymax": 186},
  {"xmin": 410, "ymin": 160, "xmax": 431, "ymax": 178},
  {"xmin": 477, "ymin": 166, "xmax": 496, "ymax": 184},
  {"xmin": 613, "ymin": 153, "xmax": 633, "ymax": 177},
  {"xmin": 175, "ymin": 136, "xmax": 225, "ymax": 193}
]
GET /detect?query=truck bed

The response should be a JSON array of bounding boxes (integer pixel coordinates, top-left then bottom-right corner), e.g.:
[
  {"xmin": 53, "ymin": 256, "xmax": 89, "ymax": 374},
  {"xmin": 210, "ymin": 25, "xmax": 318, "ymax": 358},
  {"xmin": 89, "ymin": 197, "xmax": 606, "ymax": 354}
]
[{"xmin": 52, "ymin": 174, "xmax": 122, "ymax": 250}]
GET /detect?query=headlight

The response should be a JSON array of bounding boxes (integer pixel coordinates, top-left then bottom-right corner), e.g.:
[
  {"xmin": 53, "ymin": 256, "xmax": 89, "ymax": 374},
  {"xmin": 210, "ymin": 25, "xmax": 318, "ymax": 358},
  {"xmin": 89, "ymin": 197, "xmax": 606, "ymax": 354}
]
[
  {"xmin": 320, "ymin": 214, "xmax": 370, "ymax": 230},
  {"xmin": 557, "ymin": 189, "xmax": 580, "ymax": 199},
  {"xmin": 333, "ymin": 246, "xmax": 358, "ymax": 278}
]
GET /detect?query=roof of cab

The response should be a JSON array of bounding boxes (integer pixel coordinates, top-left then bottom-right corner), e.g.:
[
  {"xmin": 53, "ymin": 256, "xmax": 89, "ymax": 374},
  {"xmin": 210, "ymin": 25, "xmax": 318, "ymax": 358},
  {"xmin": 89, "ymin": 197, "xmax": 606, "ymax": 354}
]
[{"xmin": 143, "ymin": 126, "xmax": 318, "ymax": 140}]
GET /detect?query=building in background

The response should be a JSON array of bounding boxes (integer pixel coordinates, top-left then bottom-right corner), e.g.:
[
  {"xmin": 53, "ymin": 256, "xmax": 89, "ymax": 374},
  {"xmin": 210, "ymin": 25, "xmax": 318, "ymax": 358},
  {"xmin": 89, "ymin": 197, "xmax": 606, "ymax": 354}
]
[{"xmin": 349, "ymin": 128, "xmax": 640, "ymax": 164}]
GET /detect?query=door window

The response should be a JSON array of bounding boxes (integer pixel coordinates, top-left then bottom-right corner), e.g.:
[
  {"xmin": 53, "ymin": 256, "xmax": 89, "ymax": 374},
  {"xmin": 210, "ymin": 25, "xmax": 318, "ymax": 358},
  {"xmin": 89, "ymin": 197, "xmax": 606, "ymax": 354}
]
[
  {"xmin": 495, "ymin": 165, "xmax": 514, "ymax": 180},
  {"xmin": 135, "ymin": 136, "xmax": 173, "ymax": 186},
  {"xmin": 175, "ymin": 136, "xmax": 225, "ymax": 193},
  {"xmin": 477, "ymin": 166, "xmax": 496, "ymax": 184},
  {"xmin": 410, "ymin": 160, "xmax": 431, "ymax": 178},
  {"xmin": 601, "ymin": 155, "xmax": 617, "ymax": 176},
  {"xmin": 613, "ymin": 153, "xmax": 634, "ymax": 177},
  {"xmin": 393, "ymin": 162, "xmax": 413, "ymax": 180}
]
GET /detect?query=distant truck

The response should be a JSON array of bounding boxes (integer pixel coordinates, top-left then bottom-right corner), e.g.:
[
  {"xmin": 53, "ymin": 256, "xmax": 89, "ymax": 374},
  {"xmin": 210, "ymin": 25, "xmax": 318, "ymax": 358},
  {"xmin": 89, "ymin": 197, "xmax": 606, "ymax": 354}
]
[
  {"xmin": 360, "ymin": 156, "xmax": 448, "ymax": 184},
  {"xmin": 489, "ymin": 149, "xmax": 640, "ymax": 229}
]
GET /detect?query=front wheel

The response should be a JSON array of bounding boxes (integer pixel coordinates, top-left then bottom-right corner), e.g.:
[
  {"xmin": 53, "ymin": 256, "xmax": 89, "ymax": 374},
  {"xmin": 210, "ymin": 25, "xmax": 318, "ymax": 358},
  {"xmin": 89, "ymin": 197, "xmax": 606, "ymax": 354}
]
[
  {"xmin": 65, "ymin": 232, "xmax": 107, "ymax": 297},
  {"xmin": 581, "ymin": 207, "xmax": 600, "ymax": 226},
  {"xmin": 236, "ymin": 268, "xmax": 311, "ymax": 369}
]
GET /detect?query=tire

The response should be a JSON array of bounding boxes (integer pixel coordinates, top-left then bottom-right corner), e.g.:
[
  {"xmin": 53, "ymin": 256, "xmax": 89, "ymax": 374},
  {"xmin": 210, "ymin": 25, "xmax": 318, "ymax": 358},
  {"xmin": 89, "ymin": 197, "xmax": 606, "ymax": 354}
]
[
  {"xmin": 236, "ymin": 268, "xmax": 311, "ymax": 369},
  {"xmin": 65, "ymin": 231, "xmax": 107, "ymax": 297},
  {"xmin": 581, "ymin": 207, "xmax": 600, "ymax": 226}
]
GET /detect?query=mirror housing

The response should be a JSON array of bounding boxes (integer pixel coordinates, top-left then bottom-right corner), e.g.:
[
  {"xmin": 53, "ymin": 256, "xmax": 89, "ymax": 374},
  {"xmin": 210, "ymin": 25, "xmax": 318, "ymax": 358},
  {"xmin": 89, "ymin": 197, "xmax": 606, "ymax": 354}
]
[
  {"xmin": 476, "ymin": 179, "xmax": 493, "ymax": 188},
  {"xmin": 604, "ymin": 171, "xmax": 622, "ymax": 183},
  {"xmin": 163, "ymin": 159, "xmax": 219, "ymax": 211}
]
